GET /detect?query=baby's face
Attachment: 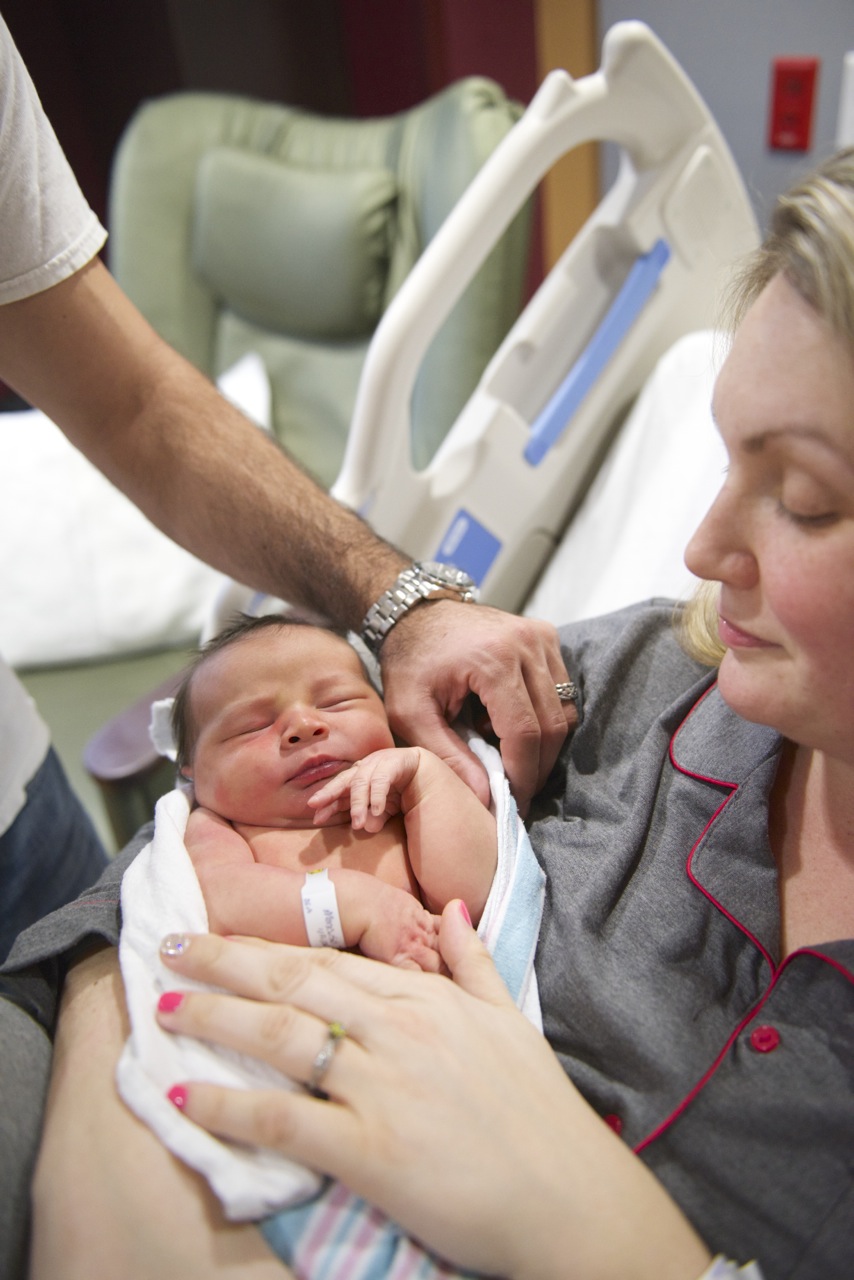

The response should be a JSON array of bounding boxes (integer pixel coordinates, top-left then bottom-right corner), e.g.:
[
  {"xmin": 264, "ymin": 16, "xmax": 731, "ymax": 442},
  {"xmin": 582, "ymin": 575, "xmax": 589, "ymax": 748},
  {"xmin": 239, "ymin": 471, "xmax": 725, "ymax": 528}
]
[{"xmin": 186, "ymin": 628, "xmax": 394, "ymax": 827}]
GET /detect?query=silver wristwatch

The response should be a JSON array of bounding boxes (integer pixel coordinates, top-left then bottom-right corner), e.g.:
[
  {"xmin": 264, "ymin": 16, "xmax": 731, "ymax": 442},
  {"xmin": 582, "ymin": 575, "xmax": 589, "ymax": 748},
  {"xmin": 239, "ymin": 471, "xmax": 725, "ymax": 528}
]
[{"xmin": 360, "ymin": 561, "xmax": 478, "ymax": 657}]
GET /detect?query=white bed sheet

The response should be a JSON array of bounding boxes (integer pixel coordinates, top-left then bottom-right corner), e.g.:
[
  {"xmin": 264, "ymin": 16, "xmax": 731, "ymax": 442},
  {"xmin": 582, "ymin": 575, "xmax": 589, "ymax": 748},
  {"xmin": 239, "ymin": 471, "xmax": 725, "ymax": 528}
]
[
  {"xmin": 525, "ymin": 330, "xmax": 730, "ymax": 627},
  {"xmin": 0, "ymin": 355, "xmax": 270, "ymax": 669}
]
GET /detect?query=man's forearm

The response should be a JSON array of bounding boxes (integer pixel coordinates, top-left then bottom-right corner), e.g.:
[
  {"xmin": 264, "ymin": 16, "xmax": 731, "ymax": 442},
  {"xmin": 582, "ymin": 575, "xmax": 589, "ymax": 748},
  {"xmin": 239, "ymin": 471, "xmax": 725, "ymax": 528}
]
[
  {"xmin": 110, "ymin": 360, "xmax": 406, "ymax": 630},
  {"xmin": 0, "ymin": 256, "xmax": 574, "ymax": 807},
  {"xmin": 0, "ymin": 259, "xmax": 407, "ymax": 631}
]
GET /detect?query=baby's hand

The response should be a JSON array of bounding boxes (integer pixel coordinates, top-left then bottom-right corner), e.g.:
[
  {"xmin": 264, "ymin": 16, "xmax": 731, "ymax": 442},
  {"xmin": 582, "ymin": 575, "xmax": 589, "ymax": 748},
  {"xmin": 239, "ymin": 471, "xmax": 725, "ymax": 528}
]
[
  {"xmin": 309, "ymin": 747, "xmax": 421, "ymax": 833},
  {"xmin": 359, "ymin": 882, "xmax": 442, "ymax": 973}
]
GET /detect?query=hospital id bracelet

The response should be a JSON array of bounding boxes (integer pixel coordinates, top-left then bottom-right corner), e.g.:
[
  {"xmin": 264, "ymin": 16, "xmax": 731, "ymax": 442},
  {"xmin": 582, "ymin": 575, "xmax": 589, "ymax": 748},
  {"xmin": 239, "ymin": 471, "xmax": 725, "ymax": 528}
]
[
  {"xmin": 301, "ymin": 869, "xmax": 345, "ymax": 948},
  {"xmin": 360, "ymin": 561, "xmax": 478, "ymax": 657},
  {"xmin": 699, "ymin": 1257, "xmax": 764, "ymax": 1280}
]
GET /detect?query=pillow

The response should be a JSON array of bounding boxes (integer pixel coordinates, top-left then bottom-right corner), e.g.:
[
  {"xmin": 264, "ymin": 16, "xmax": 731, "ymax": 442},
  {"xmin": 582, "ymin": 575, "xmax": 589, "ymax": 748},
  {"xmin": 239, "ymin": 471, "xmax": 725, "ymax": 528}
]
[
  {"xmin": 0, "ymin": 355, "xmax": 270, "ymax": 668},
  {"xmin": 191, "ymin": 148, "xmax": 397, "ymax": 340}
]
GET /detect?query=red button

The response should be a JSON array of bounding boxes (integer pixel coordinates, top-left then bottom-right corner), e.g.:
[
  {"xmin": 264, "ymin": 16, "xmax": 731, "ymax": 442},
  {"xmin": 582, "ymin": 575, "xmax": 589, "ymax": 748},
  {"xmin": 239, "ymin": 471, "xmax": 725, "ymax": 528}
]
[
  {"xmin": 749, "ymin": 1025, "xmax": 780, "ymax": 1053},
  {"xmin": 603, "ymin": 1113, "xmax": 623, "ymax": 1135}
]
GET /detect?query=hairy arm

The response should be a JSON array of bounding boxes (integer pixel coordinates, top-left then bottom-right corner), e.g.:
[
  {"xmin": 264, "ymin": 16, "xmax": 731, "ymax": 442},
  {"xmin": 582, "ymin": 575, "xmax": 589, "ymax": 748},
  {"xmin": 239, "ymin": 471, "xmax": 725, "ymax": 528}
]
[
  {"xmin": 28, "ymin": 947, "xmax": 292, "ymax": 1280},
  {"xmin": 0, "ymin": 258, "xmax": 573, "ymax": 807},
  {"xmin": 0, "ymin": 258, "xmax": 404, "ymax": 625}
]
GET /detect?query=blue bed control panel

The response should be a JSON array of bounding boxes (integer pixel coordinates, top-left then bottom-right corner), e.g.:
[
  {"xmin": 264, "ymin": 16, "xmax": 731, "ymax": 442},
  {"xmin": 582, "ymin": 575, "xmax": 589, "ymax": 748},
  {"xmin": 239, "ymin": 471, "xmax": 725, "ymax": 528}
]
[
  {"xmin": 524, "ymin": 238, "xmax": 672, "ymax": 466},
  {"xmin": 435, "ymin": 508, "xmax": 502, "ymax": 585}
]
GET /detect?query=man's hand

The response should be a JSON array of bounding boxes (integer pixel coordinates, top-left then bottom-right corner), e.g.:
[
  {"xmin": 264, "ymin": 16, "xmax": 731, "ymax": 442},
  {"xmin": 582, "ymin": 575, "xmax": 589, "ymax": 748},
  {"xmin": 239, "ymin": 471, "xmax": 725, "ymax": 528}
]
[{"xmin": 378, "ymin": 601, "xmax": 576, "ymax": 814}]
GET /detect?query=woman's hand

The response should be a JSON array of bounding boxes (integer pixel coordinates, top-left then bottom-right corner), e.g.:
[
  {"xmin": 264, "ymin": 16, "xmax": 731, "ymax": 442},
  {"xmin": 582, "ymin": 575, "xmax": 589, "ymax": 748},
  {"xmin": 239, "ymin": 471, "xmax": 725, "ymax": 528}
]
[{"xmin": 155, "ymin": 910, "xmax": 711, "ymax": 1280}]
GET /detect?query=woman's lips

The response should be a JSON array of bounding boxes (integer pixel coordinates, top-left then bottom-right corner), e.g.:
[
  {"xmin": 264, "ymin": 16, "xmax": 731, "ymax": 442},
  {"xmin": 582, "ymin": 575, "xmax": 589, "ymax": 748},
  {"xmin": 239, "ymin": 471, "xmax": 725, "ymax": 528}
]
[{"xmin": 718, "ymin": 615, "xmax": 772, "ymax": 649}]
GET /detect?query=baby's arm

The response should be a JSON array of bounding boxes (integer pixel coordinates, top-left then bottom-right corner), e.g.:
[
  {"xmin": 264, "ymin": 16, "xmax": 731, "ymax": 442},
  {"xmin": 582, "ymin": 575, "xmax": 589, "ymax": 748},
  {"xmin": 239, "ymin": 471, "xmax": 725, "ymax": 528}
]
[
  {"xmin": 185, "ymin": 807, "xmax": 441, "ymax": 970},
  {"xmin": 309, "ymin": 749, "xmax": 497, "ymax": 921}
]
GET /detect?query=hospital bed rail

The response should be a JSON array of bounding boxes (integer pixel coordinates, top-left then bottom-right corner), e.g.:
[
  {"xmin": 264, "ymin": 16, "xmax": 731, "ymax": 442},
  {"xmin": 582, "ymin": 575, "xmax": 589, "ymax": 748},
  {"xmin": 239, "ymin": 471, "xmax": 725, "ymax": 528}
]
[{"xmin": 330, "ymin": 20, "xmax": 760, "ymax": 613}]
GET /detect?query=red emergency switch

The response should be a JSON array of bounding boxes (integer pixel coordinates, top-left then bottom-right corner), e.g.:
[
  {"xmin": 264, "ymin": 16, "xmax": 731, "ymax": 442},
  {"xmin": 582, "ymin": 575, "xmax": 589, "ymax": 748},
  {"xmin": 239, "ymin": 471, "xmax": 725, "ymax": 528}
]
[{"xmin": 768, "ymin": 57, "xmax": 820, "ymax": 151}]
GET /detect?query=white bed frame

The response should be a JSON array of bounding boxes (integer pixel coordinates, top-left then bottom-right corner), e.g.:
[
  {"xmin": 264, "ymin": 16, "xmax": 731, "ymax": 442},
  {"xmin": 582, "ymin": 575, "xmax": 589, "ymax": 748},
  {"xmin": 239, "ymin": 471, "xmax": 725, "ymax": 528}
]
[{"xmin": 331, "ymin": 20, "xmax": 759, "ymax": 614}]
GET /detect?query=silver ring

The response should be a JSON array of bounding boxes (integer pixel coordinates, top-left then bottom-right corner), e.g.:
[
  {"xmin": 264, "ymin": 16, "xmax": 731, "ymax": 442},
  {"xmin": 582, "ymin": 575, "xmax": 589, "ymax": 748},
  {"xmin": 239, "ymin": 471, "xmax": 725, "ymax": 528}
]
[
  {"xmin": 309, "ymin": 1021, "xmax": 347, "ymax": 1096},
  {"xmin": 555, "ymin": 680, "xmax": 578, "ymax": 704}
]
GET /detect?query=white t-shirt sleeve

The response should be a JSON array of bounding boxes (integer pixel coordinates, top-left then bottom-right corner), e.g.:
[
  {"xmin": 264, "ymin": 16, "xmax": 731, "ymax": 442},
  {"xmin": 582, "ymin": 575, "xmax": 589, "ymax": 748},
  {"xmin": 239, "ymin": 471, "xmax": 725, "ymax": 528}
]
[
  {"xmin": 0, "ymin": 13, "xmax": 106, "ymax": 303},
  {"xmin": 0, "ymin": 15, "xmax": 107, "ymax": 831}
]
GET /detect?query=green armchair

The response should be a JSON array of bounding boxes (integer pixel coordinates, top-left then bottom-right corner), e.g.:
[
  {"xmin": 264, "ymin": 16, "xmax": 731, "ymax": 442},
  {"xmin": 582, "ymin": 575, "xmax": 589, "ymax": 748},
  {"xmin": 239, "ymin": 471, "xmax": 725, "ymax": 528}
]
[
  {"xmin": 75, "ymin": 77, "xmax": 531, "ymax": 847},
  {"xmin": 109, "ymin": 77, "xmax": 530, "ymax": 486}
]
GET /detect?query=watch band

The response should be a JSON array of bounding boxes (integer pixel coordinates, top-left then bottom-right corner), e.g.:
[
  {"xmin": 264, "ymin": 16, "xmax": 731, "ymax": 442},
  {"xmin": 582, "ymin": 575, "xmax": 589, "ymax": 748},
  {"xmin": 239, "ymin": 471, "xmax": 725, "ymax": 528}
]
[{"xmin": 360, "ymin": 561, "xmax": 478, "ymax": 657}]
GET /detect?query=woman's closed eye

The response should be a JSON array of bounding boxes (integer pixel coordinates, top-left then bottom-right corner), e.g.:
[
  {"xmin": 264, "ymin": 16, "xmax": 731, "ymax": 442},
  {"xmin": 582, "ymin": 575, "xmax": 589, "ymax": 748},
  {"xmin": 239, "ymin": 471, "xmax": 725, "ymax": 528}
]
[
  {"xmin": 778, "ymin": 500, "xmax": 839, "ymax": 528},
  {"xmin": 776, "ymin": 466, "xmax": 845, "ymax": 528}
]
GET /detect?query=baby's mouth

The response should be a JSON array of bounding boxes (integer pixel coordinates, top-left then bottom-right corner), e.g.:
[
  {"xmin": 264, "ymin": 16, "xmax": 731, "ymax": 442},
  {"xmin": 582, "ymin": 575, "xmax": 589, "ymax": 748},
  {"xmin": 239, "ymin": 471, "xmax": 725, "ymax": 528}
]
[{"xmin": 289, "ymin": 756, "xmax": 347, "ymax": 787}]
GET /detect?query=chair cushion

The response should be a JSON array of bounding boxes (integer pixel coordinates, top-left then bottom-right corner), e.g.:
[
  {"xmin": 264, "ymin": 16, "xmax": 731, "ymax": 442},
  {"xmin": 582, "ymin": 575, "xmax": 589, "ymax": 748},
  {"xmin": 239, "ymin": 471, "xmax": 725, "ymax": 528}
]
[{"xmin": 191, "ymin": 147, "xmax": 397, "ymax": 340}]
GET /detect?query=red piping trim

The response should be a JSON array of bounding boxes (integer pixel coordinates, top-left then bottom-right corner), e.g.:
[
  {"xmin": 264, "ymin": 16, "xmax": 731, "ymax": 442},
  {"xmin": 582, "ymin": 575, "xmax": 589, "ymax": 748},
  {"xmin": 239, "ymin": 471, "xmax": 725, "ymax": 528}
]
[
  {"xmin": 685, "ymin": 830, "xmax": 775, "ymax": 971},
  {"xmin": 668, "ymin": 683, "xmax": 776, "ymax": 970},
  {"xmin": 634, "ymin": 688, "xmax": 854, "ymax": 1154},
  {"xmin": 794, "ymin": 947, "xmax": 854, "ymax": 988},
  {"xmin": 634, "ymin": 946, "xmax": 853, "ymax": 1154}
]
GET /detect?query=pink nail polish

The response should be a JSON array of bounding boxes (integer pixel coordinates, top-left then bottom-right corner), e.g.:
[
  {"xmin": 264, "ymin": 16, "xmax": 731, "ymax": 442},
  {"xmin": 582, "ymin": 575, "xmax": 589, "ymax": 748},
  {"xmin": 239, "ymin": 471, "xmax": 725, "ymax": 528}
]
[
  {"xmin": 167, "ymin": 1084, "xmax": 188, "ymax": 1110},
  {"xmin": 458, "ymin": 900, "xmax": 472, "ymax": 926},
  {"xmin": 158, "ymin": 991, "xmax": 184, "ymax": 1014}
]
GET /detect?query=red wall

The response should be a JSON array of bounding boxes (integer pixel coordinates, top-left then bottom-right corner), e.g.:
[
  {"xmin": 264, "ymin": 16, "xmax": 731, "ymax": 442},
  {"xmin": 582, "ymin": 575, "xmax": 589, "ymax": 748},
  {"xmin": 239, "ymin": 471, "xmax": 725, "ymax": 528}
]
[{"xmin": 339, "ymin": 0, "xmax": 538, "ymax": 117}]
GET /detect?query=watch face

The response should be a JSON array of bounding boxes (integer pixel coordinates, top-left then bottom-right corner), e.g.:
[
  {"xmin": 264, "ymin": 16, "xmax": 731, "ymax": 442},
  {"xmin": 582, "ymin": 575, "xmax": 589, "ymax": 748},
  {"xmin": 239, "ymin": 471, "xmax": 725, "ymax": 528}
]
[{"xmin": 418, "ymin": 560, "xmax": 475, "ymax": 590}]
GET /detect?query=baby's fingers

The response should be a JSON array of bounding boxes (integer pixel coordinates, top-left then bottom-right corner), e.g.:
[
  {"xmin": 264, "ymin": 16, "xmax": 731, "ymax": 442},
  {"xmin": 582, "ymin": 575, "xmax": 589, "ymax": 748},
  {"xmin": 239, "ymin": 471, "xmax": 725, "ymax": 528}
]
[
  {"xmin": 308, "ymin": 767, "xmax": 356, "ymax": 809},
  {"xmin": 312, "ymin": 798, "xmax": 348, "ymax": 826},
  {"xmin": 344, "ymin": 769, "xmax": 373, "ymax": 829}
]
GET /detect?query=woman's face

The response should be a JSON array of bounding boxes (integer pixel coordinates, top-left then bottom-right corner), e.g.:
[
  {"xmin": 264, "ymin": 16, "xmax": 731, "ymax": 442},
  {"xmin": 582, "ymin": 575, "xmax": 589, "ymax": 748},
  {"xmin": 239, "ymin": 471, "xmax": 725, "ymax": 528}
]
[{"xmin": 685, "ymin": 273, "xmax": 854, "ymax": 760}]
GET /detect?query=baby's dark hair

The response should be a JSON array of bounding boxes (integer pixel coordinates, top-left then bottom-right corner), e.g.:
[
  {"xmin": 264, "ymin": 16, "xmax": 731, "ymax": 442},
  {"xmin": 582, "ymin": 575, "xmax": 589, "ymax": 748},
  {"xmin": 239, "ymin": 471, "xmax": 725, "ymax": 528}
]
[{"xmin": 171, "ymin": 611, "xmax": 354, "ymax": 772}]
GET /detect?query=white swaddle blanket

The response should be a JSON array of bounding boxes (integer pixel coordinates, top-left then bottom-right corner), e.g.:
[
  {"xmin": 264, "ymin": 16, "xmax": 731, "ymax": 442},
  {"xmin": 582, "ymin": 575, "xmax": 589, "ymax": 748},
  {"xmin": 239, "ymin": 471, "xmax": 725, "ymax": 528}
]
[{"xmin": 117, "ymin": 735, "xmax": 544, "ymax": 1222}]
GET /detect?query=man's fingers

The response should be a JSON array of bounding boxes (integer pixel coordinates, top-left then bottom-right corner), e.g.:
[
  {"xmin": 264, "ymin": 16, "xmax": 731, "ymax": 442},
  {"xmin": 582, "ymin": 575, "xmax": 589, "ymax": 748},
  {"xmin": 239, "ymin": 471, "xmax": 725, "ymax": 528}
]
[
  {"xmin": 380, "ymin": 603, "xmax": 573, "ymax": 812},
  {"xmin": 474, "ymin": 621, "xmax": 575, "ymax": 804},
  {"xmin": 391, "ymin": 710, "xmax": 492, "ymax": 805}
]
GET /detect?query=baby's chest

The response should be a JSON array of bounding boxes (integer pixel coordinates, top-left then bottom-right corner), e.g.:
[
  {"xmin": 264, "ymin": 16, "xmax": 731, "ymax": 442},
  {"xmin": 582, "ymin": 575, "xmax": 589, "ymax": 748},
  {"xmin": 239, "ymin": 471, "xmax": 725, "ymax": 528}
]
[{"xmin": 248, "ymin": 819, "xmax": 416, "ymax": 893}]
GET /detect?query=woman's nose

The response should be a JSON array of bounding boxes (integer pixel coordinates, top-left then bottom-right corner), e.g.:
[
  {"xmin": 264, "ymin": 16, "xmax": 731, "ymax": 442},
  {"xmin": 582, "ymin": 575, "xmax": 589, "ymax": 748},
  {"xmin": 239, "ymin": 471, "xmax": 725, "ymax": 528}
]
[
  {"xmin": 684, "ymin": 489, "xmax": 758, "ymax": 590},
  {"xmin": 281, "ymin": 708, "xmax": 327, "ymax": 746}
]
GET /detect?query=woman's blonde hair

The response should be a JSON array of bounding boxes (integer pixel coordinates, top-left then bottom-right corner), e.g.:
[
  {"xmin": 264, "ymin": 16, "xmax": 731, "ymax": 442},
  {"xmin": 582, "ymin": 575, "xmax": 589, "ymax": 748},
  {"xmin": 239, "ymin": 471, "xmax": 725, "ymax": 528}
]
[{"xmin": 679, "ymin": 147, "xmax": 854, "ymax": 665}]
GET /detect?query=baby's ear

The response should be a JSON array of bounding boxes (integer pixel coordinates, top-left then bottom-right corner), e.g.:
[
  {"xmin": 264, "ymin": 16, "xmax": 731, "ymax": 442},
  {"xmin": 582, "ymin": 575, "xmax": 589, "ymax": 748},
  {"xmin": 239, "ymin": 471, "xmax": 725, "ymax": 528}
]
[{"xmin": 178, "ymin": 764, "xmax": 193, "ymax": 781}]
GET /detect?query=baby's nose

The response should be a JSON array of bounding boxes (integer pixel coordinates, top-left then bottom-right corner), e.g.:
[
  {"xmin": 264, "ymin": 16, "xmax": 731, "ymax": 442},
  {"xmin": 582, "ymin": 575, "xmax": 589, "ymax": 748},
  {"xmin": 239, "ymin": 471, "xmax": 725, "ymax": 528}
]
[{"xmin": 283, "ymin": 709, "xmax": 327, "ymax": 745}]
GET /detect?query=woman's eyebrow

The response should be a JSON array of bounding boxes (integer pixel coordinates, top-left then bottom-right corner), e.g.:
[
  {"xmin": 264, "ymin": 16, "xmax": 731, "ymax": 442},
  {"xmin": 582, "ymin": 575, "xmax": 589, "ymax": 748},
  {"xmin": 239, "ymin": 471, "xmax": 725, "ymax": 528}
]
[{"xmin": 738, "ymin": 424, "xmax": 854, "ymax": 470}]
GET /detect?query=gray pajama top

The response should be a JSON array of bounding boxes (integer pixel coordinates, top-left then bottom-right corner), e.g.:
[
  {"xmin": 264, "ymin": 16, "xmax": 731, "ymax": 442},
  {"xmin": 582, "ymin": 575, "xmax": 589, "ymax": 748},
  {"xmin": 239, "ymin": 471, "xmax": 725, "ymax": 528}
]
[{"xmin": 531, "ymin": 602, "xmax": 854, "ymax": 1279}]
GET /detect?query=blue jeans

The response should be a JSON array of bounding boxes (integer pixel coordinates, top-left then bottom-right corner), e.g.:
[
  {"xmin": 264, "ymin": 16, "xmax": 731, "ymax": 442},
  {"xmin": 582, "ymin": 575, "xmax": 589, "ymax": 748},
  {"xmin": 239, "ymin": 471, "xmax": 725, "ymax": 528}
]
[{"xmin": 0, "ymin": 748, "xmax": 108, "ymax": 963}]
